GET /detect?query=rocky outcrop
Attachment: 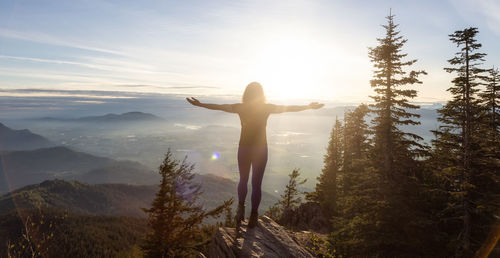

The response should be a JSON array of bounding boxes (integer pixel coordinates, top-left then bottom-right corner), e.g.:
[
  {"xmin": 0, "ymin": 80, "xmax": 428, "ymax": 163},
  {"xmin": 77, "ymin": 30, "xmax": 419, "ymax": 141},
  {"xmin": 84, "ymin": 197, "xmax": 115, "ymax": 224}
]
[{"xmin": 208, "ymin": 216, "xmax": 316, "ymax": 258}]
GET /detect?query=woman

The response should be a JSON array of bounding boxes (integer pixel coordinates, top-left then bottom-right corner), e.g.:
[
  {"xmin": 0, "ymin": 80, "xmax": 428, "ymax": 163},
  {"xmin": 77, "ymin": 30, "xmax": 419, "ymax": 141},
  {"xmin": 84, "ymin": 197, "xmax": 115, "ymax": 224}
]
[{"xmin": 186, "ymin": 82, "xmax": 323, "ymax": 228}]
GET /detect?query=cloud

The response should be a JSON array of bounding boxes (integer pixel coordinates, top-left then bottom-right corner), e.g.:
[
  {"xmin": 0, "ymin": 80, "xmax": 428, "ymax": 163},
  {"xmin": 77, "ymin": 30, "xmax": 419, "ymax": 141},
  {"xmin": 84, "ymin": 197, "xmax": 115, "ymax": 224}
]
[
  {"xmin": 0, "ymin": 28, "xmax": 124, "ymax": 56},
  {"xmin": 477, "ymin": 0, "xmax": 500, "ymax": 35},
  {"xmin": 0, "ymin": 55, "xmax": 177, "ymax": 77},
  {"xmin": 115, "ymin": 84, "xmax": 220, "ymax": 90},
  {"xmin": 0, "ymin": 88, "xmax": 136, "ymax": 99},
  {"xmin": 0, "ymin": 87, "xmax": 219, "ymax": 100},
  {"xmin": 449, "ymin": 0, "xmax": 500, "ymax": 36},
  {"xmin": 0, "ymin": 51, "xmax": 227, "ymax": 95}
]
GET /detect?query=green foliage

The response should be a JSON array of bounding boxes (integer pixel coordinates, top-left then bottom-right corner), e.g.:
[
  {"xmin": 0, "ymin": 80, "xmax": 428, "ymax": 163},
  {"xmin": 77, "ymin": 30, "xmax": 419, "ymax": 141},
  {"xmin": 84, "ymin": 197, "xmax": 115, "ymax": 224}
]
[
  {"xmin": 361, "ymin": 13, "xmax": 433, "ymax": 257},
  {"xmin": 141, "ymin": 150, "xmax": 232, "ymax": 257},
  {"xmin": 310, "ymin": 117, "xmax": 342, "ymax": 217},
  {"xmin": 264, "ymin": 203, "xmax": 283, "ymax": 222},
  {"xmin": 480, "ymin": 67, "xmax": 500, "ymax": 135},
  {"xmin": 5, "ymin": 207, "xmax": 63, "ymax": 258},
  {"xmin": 306, "ymin": 234, "xmax": 336, "ymax": 258},
  {"xmin": 1, "ymin": 208, "xmax": 147, "ymax": 258},
  {"xmin": 431, "ymin": 27, "xmax": 500, "ymax": 257},
  {"xmin": 325, "ymin": 14, "xmax": 444, "ymax": 257},
  {"xmin": 280, "ymin": 169, "xmax": 307, "ymax": 210},
  {"xmin": 265, "ymin": 169, "xmax": 307, "ymax": 222},
  {"xmin": 368, "ymin": 12, "xmax": 427, "ymax": 180},
  {"xmin": 223, "ymin": 206, "xmax": 235, "ymax": 228}
]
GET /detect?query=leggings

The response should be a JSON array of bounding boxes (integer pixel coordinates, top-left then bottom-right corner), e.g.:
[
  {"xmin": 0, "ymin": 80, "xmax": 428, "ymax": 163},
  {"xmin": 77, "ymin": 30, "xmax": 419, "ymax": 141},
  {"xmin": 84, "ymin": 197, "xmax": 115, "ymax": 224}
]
[{"xmin": 237, "ymin": 146, "xmax": 268, "ymax": 212}]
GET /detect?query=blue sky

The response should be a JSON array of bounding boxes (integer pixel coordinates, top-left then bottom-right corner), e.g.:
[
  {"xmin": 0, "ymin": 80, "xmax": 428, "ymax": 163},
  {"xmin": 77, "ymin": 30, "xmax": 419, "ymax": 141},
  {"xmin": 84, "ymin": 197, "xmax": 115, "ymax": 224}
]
[{"xmin": 1, "ymin": 0, "xmax": 499, "ymax": 103}]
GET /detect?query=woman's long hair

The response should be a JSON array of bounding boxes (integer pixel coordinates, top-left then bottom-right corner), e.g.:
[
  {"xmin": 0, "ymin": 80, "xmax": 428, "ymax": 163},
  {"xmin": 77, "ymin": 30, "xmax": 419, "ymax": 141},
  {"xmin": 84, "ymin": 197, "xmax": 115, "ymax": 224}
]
[{"xmin": 242, "ymin": 82, "xmax": 266, "ymax": 104}]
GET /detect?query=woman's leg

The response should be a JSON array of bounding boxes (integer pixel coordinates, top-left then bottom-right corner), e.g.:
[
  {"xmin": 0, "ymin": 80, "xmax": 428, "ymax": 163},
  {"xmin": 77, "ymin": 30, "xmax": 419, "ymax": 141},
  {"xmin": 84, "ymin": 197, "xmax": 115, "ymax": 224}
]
[
  {"xmin": 250, "ymin": 147, "xmax": 268, "ymax": 212},
  {"xmin": 237, "ymin": 146, "xmax": 251, "ymax": 205}
]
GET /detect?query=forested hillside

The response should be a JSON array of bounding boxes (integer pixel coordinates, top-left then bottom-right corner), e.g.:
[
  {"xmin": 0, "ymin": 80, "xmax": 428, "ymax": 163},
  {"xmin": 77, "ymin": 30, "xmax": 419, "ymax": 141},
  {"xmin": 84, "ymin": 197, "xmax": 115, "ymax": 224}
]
[{"xmin": 303, "ymin": 15, "xmax": 500, "ymax": 258}]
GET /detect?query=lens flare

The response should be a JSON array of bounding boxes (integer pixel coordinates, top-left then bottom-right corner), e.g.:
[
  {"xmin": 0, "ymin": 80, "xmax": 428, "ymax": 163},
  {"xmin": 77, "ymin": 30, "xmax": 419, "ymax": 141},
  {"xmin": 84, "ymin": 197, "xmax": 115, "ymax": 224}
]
[{"xmin": 211, "ymin": 152, "xmax": 220, "ymax": 160}]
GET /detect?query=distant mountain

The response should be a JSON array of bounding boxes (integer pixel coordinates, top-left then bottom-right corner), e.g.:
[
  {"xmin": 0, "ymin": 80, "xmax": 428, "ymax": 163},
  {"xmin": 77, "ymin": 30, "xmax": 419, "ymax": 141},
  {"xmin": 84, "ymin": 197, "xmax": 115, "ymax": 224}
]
[
  {"xmin": 0, "ymin": 175, "xmax": 279, "ymax": 218},
  {"xmin": 78, "ymin": 161, "xmax": 159, "ymax": 185},
  {"xmin": 0, "ymin": 146, "xmax": 157, "ymax": 193},
  {"xmin": 40, "ymin": 111, "xmax": 163, "ymax": 123},
  {"xmin": 0, "ymin": 122, "xmax": 54, "ymax": 150},
  {"xmin": 0, "ymin": 180, "xmax": 156, "ymax": 217}
]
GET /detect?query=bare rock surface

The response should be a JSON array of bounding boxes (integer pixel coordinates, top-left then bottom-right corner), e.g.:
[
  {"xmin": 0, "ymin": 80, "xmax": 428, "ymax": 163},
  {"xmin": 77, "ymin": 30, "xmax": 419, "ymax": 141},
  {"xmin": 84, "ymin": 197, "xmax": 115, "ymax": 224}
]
[{"xmin": 209, "ymin": 216, "xmax": 315, "ymax": 258}]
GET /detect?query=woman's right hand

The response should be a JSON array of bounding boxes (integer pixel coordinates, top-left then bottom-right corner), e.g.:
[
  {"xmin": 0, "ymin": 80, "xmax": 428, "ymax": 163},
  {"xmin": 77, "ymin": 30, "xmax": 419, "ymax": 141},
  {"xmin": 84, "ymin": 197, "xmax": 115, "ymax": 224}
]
[{"xmin": 186, "ymin": 97, "xmax": 201, "ymax": 106}]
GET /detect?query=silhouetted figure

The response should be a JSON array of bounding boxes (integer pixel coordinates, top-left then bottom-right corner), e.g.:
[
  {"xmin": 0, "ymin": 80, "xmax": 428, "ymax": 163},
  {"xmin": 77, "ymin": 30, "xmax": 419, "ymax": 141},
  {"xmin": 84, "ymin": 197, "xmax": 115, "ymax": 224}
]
[{"xmin": 186, "ymin": 82, "xmax": 323, "ymax": 228}]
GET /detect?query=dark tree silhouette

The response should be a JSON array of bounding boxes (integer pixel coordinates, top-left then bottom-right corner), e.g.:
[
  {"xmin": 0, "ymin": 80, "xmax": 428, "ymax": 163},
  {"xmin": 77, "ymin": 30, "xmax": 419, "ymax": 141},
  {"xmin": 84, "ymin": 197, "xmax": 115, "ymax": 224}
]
[
  {"xmin": 141, "ymin": 150, "xmax": 232, "ymax": 257},
  {"xmin": 311, "ymin": 117, "xmax": 343, "ymax": 216},
  {"xmin": 342, "ymin": 104, "xmax": 370, "ymax": 173},
  {"xmin": 368, "ymin": 12, "xmax": 427, "ymax": 180},
  {"xmin": 360, "ymin": 12, "xmax": 430, "ymax": 256},
  {"xmin": 280, "ymin": 169, "xmax": 307, "ymax": 210},
  {"xmin": 329, "ymin": 104, "xmax": 379, "ymax": 256},
  {"xmin": 433, "ymin": 27, "xmax": 500, "ymax": 257},
  {"xmin": 265, "ymin": 169, "xmax": 306, "ymax": 221},
  {"xmin": 480, "ymin": 67, "xmax": 500, "ymax": 141}
]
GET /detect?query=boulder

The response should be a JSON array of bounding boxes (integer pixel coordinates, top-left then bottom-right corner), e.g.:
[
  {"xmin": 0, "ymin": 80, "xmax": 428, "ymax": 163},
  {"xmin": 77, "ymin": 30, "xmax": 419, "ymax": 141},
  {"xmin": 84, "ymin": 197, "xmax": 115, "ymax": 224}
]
[{"xmin": 208, "ymin": 216, "xmax": 315, "ymax": 258}]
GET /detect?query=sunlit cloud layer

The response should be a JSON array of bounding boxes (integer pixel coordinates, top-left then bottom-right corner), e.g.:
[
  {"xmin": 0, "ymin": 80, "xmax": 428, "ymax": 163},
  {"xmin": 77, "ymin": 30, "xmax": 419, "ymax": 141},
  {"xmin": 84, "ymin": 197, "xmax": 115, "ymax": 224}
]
[{"xmin": 0, "ymin": 0, "xmax": 499, "ymax": 102}]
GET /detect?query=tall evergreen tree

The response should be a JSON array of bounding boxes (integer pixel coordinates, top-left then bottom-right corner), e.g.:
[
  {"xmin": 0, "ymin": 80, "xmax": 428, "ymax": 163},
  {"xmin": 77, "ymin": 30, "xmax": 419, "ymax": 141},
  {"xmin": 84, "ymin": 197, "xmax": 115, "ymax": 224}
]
[
  {"xmin": 141, "ymin": 150, "xmax": 232, "ymax": 257},
  {"xmin": 279, "ymin": 169, "xmax": 307, "ymax": 210},
  {"xmin": 368, "ymin": 12, "xmax": 427, "ymax": 181},
  {"xmin": 343, "ymin": 104, "xmax": 370, "ymax": 170},
  {"xmin": 480, "ymin": 67, "xmax": 500, "ymax": 141},
  {"xmin": 362, "ymin": 12, "xmax": 430, "ymax": 256},
  {"xmin": 311, "ymin": 117, "xmax": 343, "ymax": 216},
  {"xmin": 266, "ymin": 169, "xmax": 307, "ymax": 222},
  {"xmin": 432, "ymin": 27, "xmax": 497, "ymax": 257},
  {"xmin": 336, "ymin": 105, "xmax": 372, "ymax": 219},
  {"xmin": 330, "ymin": 104, "xmax": 379, "ymax": 256}
]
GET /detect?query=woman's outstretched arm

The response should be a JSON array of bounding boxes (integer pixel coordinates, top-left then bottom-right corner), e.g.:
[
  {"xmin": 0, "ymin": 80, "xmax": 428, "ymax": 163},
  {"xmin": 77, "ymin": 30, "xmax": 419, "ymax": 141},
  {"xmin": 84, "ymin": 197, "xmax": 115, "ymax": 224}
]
[
  {"xmin": 186, "ymin": 97, "xmax": 238, "ymax": 113},
  {"xmin": 269, "ymin": 102, "xmax": 324, "ymax": 113}
]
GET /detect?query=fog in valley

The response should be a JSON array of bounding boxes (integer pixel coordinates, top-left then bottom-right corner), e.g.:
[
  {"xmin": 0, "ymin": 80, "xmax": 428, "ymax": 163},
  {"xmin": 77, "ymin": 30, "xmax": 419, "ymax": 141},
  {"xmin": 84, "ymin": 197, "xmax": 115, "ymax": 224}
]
[{"xmin": 1, "ymin": 91, "xmax": 440, "ymax": 193}]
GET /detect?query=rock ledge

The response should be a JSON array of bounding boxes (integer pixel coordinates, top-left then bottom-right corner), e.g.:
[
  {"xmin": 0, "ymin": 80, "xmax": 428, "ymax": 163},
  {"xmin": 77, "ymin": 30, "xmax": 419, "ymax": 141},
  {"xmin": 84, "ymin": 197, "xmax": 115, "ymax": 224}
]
[{"xmin": 208, "ymin": 216, "xmax": 315, "ymax": 258}]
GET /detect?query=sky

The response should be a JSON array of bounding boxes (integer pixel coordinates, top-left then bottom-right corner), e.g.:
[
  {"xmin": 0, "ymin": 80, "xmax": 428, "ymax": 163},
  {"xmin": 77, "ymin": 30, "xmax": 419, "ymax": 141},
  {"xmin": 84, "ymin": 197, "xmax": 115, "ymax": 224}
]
[{"xmin": 0, "ymin": 0, "xmax": 499, "ymax": 103}]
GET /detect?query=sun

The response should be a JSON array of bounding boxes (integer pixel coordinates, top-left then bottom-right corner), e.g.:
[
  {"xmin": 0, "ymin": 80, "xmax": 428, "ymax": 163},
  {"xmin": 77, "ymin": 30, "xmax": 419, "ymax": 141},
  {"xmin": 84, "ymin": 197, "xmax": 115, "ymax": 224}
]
[{"xmin": 247, "ymin": 37, "xmax": 332, "ymax": 101}]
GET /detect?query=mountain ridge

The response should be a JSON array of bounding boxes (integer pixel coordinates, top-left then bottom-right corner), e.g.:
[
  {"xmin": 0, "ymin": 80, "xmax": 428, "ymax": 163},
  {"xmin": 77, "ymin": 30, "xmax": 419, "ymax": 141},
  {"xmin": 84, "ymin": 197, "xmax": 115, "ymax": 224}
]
[
  {"xmin": 38, "ymin": 111, "xmax": 163, "ymax": 123},
  {"xmin": 0, "ymin": 146, "xmax": 157, "ymax": 193},
  {"xmin": 0, "ymin": 176, "xmax": 279, "ymax": 219},
  {"xmin": 0, "ymin": 122, "xmax": 54, "ymax": 150}
]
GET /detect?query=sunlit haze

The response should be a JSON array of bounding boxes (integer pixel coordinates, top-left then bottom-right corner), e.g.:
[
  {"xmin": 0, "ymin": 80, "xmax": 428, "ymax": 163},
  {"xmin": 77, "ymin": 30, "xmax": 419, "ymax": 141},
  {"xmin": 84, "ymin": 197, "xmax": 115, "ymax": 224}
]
[{"xmin": 1, "ymin": 0, "xmax": 500, "ymax": 102}]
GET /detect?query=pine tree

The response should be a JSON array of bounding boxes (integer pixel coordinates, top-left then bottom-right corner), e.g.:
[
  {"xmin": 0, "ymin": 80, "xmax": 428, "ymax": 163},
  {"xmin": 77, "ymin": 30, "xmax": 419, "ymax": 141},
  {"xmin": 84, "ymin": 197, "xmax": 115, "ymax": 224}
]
[
  {"xmin": 330, "ymin": 104, "xmax": 379, "ymax": 256},
  {"xmin": 343, "ymin": 104, "xmax": 370, "ymax": 170},
  {"xmin": 368, "ymin": 12, "xmax": 427, "ymax": 181},
  {"xmin": 266, "ymin": 169, "xmax": 307, "ymax": 221},
  {"xmin": 336, "ymin": 105, "xmax": 371, "ymax": 210},
  {"xmin": 141, "ymin": 150, "xmax": 232, "ymax": 257},
  {"xmin": 477, "ymin": 67, "xmax": 500, "ymax": 229},
  {"xmin": 362, "ymin": 12, "xmax": 430, "ymax": 256},
  {"xmin": 223, "ymin": 206, "xmax": 235, "ymax": 228},
  {"xmin": 480, "ymin": 67, "xmax": 500, "ymax": 141},
  {"xmin": 280, "ymin": 169, "xmax": 307, "ymax": 210},
  {"xmin": 311, "ymin": 117, "xmax": 343, "ymax": 216},
  {"xmin": 432, "ymin": 27, "xmax": 498, "ymax": 257}
]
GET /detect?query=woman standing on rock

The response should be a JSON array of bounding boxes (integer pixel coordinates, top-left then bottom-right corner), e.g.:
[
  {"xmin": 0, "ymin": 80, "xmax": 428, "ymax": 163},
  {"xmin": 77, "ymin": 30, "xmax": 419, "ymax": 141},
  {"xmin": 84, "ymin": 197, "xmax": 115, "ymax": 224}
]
[{"xmin": 186, "ymin": 82, "xmax": 324, "ymax": 228}]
